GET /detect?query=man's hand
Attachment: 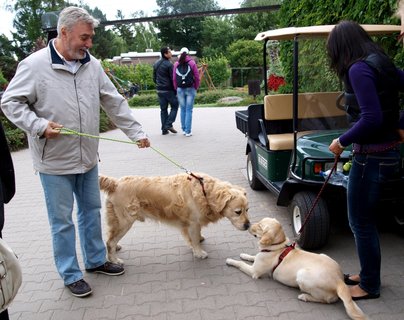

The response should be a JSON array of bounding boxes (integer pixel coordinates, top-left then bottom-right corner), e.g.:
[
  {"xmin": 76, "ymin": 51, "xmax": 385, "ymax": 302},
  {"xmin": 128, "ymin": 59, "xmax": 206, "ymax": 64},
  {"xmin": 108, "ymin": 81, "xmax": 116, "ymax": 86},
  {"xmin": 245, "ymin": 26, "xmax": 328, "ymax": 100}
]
[
  {"xmin": 42, "ymin": 121, "xmax": 63, "ymax": 139},
  {"xmin": 137, "ymin": 138, "xmax": 150, "ymax": 148}
]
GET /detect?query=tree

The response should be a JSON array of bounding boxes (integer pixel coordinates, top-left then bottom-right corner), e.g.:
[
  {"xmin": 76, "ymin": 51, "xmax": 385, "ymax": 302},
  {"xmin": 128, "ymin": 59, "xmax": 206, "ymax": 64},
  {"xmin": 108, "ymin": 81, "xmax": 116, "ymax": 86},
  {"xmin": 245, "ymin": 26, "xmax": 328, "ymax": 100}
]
[
  {"xmin": 227, "ymin": 39, "xmax": 262, "ymax": 67},
  {"xmin": 112, "ymin": 10, "xmax": 161, "ymax": 54},
  {"xmin": 11, "ymin": 0, "xmax": 66, "ymax": 59},
  {"xmin": 277, "ymin": 0, "xmax": 403, "ymax": 92},
  {"xmin": 0, "ymin": 35, "xmax": 18, "ymax": 81},
  {"xmin": 201, "ymin": 17, "xmax": 235, "ymax": 58},
  {"xmin": 200, "ymin": 55, "xmax": 231, "ymax": 87},
  {"xmin": 233, "ymin": 0, "xmax": 280, "ymax": 40},
  {"xmin": 155, "ymin": 0, "xmax": 219, "ymax": 56}
]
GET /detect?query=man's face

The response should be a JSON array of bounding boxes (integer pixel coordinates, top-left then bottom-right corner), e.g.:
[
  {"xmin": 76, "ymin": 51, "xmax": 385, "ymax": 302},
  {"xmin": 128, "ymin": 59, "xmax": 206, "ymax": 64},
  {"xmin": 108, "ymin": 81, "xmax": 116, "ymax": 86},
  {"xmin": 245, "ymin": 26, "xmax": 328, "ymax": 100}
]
[
  {"xmin": 164, "ymin": 49, "xmax": 172, "ymax": 59},
  {"xmin": 61, "ymin": 21, "xmax": 94, "ymax": 60}
]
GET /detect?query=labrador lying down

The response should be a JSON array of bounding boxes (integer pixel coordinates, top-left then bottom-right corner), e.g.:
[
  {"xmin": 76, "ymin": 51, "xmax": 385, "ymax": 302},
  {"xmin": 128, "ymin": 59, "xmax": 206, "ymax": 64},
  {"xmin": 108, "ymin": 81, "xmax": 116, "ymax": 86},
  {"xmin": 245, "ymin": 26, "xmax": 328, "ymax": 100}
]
[
  {"xmin": 99, "ymin": 173, "xmax": 250, "ymax": 264},
  {"xmin": 226, "ymin": 218, "xmax": 367, "ymax": 320}
]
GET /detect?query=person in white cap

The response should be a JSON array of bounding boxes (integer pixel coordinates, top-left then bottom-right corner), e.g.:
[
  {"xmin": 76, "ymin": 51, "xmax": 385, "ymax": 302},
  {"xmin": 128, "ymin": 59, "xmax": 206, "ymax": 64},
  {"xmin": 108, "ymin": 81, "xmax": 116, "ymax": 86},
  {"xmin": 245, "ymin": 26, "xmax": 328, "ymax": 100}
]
[{"xmin": 173, "ymin": 47, "xmax": 200, "ymax": 137}]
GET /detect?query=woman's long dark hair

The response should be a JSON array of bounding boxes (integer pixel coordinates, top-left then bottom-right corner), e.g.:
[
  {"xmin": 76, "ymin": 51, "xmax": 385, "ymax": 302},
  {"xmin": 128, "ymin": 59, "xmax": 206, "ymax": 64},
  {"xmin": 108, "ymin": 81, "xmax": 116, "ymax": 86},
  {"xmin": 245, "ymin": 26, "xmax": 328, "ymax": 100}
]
[
  {"xmin": 326, "ymin": 21, "xmax": 385, "ymax": 78},
  {"xmin": 179, "ymin": 52, "xmax": 187, "ymax": 64}
]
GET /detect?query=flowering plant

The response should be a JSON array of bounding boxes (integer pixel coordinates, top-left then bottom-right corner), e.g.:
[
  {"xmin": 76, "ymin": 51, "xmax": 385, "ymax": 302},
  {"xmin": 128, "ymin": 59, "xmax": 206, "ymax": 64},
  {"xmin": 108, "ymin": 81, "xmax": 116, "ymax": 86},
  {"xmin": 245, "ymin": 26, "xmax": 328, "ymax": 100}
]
[
  {"xmin": 266, "ymin": 40, "xmax": 286, "ymax": 92},
  {"xmin": 267, "ymin": 74, "xmax": 286, "ymax": 91}
]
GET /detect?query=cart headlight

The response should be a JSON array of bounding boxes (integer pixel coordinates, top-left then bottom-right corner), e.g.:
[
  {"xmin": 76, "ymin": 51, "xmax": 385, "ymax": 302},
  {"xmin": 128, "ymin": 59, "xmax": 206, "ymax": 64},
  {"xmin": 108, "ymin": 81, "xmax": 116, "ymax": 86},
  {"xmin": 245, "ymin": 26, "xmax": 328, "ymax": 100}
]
[{"xmin": 324, "ymin": 162, "xmax": 343, "ymax": 172}]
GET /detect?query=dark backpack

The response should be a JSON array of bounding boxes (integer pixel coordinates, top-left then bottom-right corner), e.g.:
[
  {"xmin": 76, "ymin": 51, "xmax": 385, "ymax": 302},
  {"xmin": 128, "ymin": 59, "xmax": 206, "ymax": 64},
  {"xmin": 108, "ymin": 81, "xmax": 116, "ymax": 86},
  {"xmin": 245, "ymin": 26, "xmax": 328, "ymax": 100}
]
[{"xmin": 175, "ymin": 63, "xmax": 194, "ymax": 88}]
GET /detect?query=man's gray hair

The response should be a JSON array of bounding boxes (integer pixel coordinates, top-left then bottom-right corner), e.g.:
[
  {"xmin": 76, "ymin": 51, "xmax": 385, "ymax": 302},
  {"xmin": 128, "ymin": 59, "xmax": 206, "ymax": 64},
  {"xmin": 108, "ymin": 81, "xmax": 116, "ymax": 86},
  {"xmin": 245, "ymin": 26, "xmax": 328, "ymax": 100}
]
[{"xmin": 57, "ymin": 6, "xmax": 99, "ymax": 36}]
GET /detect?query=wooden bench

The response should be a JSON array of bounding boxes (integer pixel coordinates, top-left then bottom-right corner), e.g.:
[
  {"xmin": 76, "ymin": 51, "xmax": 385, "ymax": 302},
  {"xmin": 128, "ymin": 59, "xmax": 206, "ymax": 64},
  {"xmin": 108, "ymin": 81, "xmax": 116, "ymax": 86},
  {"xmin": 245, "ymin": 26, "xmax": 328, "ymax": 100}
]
[{"xmin": 262, "ymin": 92, "xmax": 345, "ymax": 150}]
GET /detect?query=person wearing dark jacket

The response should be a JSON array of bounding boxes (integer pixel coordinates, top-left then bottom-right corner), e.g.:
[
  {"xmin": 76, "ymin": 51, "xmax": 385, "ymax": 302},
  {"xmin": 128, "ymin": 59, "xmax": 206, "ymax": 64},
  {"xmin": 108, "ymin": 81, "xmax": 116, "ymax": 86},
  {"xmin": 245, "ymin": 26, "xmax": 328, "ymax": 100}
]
[
  {"xmin": 327, "ymin": 20, "xmax": 404, "ymax": 301},
  {"xmin": 153, "ymin": 47, "xmax": 178, "ymax": 135},
  {"xmin": 0, "ymin": 120, "xmax": 15, "ymax": 320}
]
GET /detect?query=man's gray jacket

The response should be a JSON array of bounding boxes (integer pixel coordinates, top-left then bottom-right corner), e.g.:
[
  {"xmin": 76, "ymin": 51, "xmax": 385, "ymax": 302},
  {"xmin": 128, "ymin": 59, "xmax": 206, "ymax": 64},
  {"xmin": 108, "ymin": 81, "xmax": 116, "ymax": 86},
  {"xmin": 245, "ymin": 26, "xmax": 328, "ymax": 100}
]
[{"xmin": 1, "ymin": 40, "xmax": 147, "ymax": 175}]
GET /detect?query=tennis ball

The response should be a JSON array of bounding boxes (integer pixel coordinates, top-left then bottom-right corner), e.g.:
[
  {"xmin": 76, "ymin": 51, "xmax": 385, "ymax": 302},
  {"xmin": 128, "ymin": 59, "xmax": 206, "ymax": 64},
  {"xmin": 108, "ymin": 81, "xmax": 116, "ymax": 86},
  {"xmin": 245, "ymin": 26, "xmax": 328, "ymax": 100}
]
[{"xmin": 343, "ymin": 161, "xmax": 352, "ymax": 172}]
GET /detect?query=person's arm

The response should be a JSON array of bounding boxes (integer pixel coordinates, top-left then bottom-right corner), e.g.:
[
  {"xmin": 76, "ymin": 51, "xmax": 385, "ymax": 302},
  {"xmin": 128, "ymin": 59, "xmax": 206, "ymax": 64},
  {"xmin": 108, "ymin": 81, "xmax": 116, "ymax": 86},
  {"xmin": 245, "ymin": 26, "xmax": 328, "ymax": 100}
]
[
  {"xmin": 1, "ymin": 60, "xmax": 50, "ymax": 138},
  {"xmin": 98, "ymin": 64, "xmax": 149, "ymax": 147},
  {"xmin": 190, "ymin": 60, "xmax": 200, "ymax": 90},
  {"xmin": 152, "ymin": 62, "xmax": 157, "ymax": 84},
  {"xmin": 0, "ymin": 121, "xmax": 15, "ymax": 204},
  {"xmin": 338, "ymin": 62, "xmax": 382, "ymax": 147},
  {"xmin": 172, "ymin": 62, "xmax": 178, "ymax": 91}
]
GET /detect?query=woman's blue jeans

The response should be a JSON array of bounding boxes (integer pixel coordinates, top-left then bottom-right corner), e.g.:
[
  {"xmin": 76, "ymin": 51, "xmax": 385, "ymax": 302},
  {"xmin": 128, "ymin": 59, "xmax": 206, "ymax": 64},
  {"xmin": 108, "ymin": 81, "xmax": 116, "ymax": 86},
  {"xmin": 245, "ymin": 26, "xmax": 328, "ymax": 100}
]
[
  {"xmin": 177, "ymin": 87, "xmax": 196, "ymax": 134},
  {"xmin": 348, "ymin": 150, "xmax": 400, "ymax": 295},
  {"xmin": 39, "ymin": 165, "xmax": 106, "ymax": 285}
]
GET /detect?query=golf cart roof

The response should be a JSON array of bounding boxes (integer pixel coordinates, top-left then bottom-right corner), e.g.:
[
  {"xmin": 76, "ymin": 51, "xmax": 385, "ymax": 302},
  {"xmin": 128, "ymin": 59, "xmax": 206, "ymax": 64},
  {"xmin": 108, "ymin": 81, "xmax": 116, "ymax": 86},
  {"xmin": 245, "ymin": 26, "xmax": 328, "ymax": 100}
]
[{"xmin": 255, "ymin": 24, "xmax": 401, "ymax": 41}]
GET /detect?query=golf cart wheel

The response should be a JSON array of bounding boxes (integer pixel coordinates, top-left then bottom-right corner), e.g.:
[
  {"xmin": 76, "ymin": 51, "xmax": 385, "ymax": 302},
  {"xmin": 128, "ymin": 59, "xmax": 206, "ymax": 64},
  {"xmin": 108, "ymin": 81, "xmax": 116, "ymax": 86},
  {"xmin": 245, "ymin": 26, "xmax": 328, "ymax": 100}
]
[
  {"xmin": 289, "ymin": 191, "xmax": 330, "ymax": 250},
  {"xmin": 246, "ymin": 152, "xmax": 265, "ymax": 190}
]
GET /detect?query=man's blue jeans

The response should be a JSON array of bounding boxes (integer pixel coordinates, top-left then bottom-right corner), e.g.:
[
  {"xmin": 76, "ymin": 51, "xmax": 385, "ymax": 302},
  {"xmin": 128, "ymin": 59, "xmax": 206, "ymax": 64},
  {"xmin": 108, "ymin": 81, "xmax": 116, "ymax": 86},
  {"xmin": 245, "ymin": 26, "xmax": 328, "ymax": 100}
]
[
  {"xmin": 39, "ymin": 165, "xmax": 106, "ymax": 285},
  {"xmin": 348, "ymin": 149, "xmax": 400, "ymax": 295},
  {"xmin": 177, "ymin": 87, "xmax": 196, "ymax": 134},
  {"xmin": 157, "ymin": 90, "xmax": 178, "ymax": 132}
]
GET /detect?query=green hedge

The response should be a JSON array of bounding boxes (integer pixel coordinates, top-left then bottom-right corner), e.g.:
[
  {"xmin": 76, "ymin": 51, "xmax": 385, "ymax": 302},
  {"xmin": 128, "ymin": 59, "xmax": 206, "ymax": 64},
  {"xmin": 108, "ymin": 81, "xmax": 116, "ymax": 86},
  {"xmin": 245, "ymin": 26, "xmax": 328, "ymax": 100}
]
[{"xmin": 129, "ymin": 89, "xmax": 253, "ymax": 107}]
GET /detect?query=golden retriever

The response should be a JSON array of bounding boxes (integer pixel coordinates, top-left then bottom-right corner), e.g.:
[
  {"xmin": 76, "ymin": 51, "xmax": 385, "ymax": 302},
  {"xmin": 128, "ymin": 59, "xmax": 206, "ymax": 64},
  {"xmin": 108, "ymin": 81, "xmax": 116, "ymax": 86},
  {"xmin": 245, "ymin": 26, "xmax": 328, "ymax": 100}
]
[
  {"xmin": 226, "ymin": 218, "xmax": 367, "ymax": 320},
  {"xmin": 99, "ymin": 172, "xmax": 250, "ymax": 264}
]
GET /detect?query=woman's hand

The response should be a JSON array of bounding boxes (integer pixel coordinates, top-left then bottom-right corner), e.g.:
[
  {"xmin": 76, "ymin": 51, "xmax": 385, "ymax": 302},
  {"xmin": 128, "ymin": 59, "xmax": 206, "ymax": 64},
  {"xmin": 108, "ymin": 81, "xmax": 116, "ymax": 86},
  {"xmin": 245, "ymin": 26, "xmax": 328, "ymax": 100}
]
[{"xmin": 329, "ymin": 138, "xmax": 345, "ymax": 156}]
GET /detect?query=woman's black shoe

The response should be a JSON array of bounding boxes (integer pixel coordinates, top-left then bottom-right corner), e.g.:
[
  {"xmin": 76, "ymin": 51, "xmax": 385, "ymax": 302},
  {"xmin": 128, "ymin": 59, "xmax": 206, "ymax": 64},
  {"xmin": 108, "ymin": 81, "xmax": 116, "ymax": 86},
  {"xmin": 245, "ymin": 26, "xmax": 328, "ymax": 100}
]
[{"xmin": 344, "ymin": 274, "xmax": 360, "ymax": 285}]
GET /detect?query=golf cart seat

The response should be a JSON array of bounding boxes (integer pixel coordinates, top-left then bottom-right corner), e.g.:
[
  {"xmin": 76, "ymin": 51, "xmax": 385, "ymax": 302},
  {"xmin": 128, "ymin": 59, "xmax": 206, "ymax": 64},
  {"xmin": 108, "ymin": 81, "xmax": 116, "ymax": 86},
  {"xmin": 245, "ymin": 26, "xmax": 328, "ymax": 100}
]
[{"xmin": 259, "ymin": 92, "xmax": 345, "ymax": 150}]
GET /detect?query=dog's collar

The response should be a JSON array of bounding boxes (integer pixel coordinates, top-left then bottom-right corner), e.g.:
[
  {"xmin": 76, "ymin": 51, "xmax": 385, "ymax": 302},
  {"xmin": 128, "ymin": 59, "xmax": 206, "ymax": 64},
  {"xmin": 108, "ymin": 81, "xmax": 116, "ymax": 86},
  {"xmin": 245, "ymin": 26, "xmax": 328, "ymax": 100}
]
[
  {"xmin": 187, "ymin": 172, "xmax": 207, "ymax": 197},
  {"xmin": 261, "ymin": 243, "xmax": 296, "ymax": 273}
]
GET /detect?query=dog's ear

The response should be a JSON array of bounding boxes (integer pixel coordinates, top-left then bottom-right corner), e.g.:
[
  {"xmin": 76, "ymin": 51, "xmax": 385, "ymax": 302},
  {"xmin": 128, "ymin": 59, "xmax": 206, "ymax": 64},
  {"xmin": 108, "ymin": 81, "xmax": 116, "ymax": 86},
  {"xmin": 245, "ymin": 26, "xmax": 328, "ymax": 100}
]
[
  {"xmin": 259, "ymin": 226, "xmax": 275, "ymax": 246},
  {"xmin": 259, "ymin": 224, "xmax": 286, "ymax": 246},
  {"xmin": 208, "ymin": 190, "xmax": 232, "ymax": 213}
]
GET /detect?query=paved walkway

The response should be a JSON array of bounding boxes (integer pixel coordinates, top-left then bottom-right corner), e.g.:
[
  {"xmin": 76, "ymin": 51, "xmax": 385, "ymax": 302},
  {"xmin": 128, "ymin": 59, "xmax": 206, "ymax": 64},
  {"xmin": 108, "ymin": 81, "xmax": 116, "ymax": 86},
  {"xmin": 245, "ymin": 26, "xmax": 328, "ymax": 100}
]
[{"xmin": 4, "ymin": 107, "xmax": 404, "ymax": 320}]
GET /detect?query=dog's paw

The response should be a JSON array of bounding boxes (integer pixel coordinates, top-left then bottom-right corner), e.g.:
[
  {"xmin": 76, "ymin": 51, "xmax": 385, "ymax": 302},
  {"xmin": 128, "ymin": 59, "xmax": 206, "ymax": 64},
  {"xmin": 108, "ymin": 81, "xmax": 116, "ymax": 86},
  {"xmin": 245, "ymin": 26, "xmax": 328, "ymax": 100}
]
[
  {"xmin": 298, "ymin": 293, "xmax": 309, "ymax": 302},
  {"xmin": 193, "ymin": 250, "xmax": 208, "ymax": 259},
  {"xmin": 226, "ymin": 258, "xmax": 237, "ymax": 266},
  {"xmin": 240, "ymin": 253, "xmax": 249, "ymax": 260},
  {"xmin": 240, "ymin": 253, "xmax": 255, "ymax": 262},
  {"xmin": 108, "ymin": 256, "xmax": 124, "ymax": 265}
]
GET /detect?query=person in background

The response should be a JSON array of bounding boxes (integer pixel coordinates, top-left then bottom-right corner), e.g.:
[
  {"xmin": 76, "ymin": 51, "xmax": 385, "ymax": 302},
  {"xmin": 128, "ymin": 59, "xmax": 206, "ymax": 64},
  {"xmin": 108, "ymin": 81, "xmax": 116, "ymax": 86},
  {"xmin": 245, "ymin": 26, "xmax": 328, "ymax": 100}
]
[
  {"xmin": 1, "ymin": 6, "xmax": 150, "ymax": 298},
  {"xmin": 0, "ymin": 120, "xmax": 14, "ymax": 319},
  {"xmin": 153, "ymin": 47, "xmax": 178, "ymax": 135},
  {"xmin": 327, "ymin": 20, "xmax": 404, "ymax": 301},
  {"xmin": 173, "ymin": 47, "xmax": 200, "ymax": 137}
]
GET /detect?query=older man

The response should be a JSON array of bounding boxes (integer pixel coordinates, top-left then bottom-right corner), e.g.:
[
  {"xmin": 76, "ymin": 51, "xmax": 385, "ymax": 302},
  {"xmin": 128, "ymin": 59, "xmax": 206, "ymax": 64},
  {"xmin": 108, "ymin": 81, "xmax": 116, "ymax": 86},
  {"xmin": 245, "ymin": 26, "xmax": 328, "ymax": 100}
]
[{"xmin": 1, "ymin": 6, "xmax": 150, "ymax": 297}]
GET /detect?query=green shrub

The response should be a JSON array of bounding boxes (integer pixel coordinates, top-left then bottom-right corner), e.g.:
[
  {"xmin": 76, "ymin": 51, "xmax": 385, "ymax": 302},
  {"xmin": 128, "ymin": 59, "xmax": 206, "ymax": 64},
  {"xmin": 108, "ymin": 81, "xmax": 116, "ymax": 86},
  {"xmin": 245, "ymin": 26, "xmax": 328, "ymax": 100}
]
[
  {"xmin": 0, "ymin": 70, "xmax": 7, "ymax": 89},
  {"xmin": 128, "ymin": 88, "xmax": 254, "ymax": 107},
  {"xmin": 1, "ymin": 115, "xmax": 27, "ymax": 151},
  {"xmin": 199, "ymin": 56, "xmax": 231, "ymax": 88},
  {"xmin": 128, "ymin": 94, "xmax": 159, "ymax": 107}
]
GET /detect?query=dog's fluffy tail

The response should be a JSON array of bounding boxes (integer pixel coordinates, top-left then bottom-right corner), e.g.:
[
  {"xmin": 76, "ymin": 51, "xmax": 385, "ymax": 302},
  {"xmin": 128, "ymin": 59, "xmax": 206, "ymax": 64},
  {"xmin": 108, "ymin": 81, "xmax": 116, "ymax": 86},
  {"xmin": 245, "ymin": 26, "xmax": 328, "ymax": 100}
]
[
  {"xmin": 99, "ymin": 175, "xmax": 118, "ymax": 194},
  {"xmin": 336, "ymin": 280, "xmax": 368, "ymax": 320}
]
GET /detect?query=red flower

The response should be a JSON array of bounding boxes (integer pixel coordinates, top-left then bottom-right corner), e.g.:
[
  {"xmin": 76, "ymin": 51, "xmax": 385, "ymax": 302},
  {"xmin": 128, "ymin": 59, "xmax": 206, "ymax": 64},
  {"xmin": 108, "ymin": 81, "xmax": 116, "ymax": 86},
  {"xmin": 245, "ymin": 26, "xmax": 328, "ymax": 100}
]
[{"xmin": 268, "ymin": 74, "xmax": 285, "ymax": 91}]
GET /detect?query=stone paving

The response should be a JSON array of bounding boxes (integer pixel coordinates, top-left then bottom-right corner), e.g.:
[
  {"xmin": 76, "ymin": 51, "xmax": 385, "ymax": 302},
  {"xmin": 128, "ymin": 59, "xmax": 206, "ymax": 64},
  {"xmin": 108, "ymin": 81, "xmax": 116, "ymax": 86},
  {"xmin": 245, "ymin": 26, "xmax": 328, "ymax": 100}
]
[{"xmin": 3, "ymin": 106, "xmax": 404, "ymax": 319}]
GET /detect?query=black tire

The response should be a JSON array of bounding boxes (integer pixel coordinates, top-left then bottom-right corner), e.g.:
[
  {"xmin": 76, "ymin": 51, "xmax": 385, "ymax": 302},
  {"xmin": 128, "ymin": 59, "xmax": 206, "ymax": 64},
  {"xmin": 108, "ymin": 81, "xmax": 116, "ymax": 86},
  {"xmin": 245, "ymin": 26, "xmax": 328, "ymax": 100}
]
[
  {"xmin": 289, "ymin": 191, "xmax": 330, "ymax": 249},
  {"xmin": 246, "ymin": 152, "xmax": 265, "ymax": 190}
]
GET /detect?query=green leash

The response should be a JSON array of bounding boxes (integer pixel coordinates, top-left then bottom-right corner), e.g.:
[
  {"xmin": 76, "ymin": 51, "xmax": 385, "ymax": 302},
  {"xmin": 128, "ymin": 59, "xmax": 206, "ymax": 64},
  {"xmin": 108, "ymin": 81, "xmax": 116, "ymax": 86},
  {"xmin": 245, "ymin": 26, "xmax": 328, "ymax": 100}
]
[{"xmin": 59, "ymin": 127, "xmax": 189, "ymax": 173}]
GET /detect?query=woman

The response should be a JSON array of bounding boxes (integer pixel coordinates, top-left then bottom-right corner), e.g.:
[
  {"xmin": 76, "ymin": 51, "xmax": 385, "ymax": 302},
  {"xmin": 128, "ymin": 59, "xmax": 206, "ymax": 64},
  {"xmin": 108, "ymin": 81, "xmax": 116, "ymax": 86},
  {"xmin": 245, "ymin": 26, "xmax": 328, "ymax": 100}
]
[
  {"xmin": 327, "ymin": 20, "xmax": 404, "ymax": 300},
  {"xmin": 173, "ymin": 47, "xmax": 200, "ymax": 137},
  {"xmin": 0, "ymin": 120, "xmax": 15, "ymax": 320}
]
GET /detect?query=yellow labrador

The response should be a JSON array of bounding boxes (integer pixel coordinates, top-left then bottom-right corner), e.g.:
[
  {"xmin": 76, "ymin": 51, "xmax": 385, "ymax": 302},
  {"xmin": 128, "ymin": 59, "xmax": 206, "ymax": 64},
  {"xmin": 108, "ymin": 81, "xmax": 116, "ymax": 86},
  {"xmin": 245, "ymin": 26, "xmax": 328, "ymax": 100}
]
[
  {"xmin": 99, "ymin": 172, "xmax": 250, "ymax": 264},
  {"xmin": 226, "ymin": 218, "xmax": 367, "ymax": 320}
]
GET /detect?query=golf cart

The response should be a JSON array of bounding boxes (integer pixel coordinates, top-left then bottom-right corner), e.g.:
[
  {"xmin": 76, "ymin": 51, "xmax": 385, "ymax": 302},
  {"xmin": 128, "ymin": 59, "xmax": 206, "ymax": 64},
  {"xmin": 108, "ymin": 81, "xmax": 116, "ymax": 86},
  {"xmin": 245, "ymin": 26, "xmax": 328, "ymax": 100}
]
[{"xmin": 235, "ymin": 25, "xmax": 404, "ymax": 249}]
